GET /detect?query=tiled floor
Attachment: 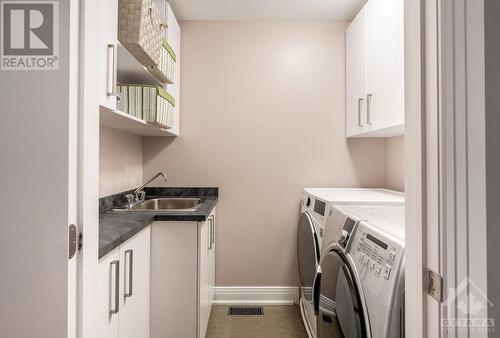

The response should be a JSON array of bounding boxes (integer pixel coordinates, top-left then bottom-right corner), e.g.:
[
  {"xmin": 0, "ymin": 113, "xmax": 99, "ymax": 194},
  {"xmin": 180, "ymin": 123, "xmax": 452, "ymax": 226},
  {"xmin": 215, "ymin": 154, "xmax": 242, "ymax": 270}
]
[{"xmin": 205, "ymin": 305, "xmax": 309, "ymax": 338}]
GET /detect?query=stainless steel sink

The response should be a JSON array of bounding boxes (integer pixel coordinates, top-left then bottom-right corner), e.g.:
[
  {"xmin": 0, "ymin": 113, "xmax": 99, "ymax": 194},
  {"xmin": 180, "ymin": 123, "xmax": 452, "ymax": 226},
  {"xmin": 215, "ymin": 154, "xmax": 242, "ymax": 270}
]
[{"xmin": 115, "ymin": 198, "xmax": 203, "ymax": 211}]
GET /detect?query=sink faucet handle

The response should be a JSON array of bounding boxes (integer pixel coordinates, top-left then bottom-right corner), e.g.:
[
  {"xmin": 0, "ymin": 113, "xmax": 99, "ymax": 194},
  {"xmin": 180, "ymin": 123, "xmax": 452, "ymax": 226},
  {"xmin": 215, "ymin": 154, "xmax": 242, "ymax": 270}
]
[
  {"xmin": 125, "ymin": 194, "xmax": 135, "ymax": 208},
  {"xmin": 135, "ymin": 190, "xmax": 146, "ymax": 202}
]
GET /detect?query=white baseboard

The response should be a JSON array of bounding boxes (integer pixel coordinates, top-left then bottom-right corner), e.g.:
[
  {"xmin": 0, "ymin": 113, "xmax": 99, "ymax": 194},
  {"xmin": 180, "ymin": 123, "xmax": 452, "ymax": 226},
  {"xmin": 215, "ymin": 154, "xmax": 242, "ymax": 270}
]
[{"xmin": 213, "ymin": 286, "xmax": 299, "ymax": 305}]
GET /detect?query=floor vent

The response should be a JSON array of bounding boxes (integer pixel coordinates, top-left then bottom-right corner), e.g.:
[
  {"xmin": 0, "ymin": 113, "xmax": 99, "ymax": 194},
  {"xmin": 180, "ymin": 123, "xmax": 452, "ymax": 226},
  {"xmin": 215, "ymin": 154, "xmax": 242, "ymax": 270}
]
[{"xmin": 228, "ymin": 306, "xmax": 264, "ymax": 316}]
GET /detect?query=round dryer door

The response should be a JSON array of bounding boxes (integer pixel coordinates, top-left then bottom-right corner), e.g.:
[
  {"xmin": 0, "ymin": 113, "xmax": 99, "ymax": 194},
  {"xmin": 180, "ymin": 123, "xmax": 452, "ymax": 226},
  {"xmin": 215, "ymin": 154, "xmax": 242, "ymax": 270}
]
[
  {"xmin": 316, "ymin": 249, "xmax": 368, "ymax": 338},
  {"xmin": 297, "ymin": 212, "xmax": 320, "ymax": 304}
]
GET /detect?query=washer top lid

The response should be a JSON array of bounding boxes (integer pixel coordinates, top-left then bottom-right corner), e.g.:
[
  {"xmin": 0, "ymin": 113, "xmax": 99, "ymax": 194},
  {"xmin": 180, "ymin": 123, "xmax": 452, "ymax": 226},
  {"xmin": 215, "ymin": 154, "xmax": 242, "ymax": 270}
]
[
  {"xmin": 304, "ymin": 188, "xmax": 404, "ymax": 205},
  {"xmin": 337, "ymin": 204, "xmax": 405, "ymax": 241}
]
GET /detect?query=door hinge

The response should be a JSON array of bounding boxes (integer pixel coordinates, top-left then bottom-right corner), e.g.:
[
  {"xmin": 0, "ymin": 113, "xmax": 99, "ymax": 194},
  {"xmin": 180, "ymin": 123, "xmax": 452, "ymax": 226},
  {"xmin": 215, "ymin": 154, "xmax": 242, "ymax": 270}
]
[
  {"xmin": 69, "ymin": 225, "xmax": 82, "ymax": 259},
  {"xmin": 427, "ymin": 269, "xmax": 443, "ymax": 302},
  {"xmin": 69, "ymin": 224, "xmax": 77, "ymax": 259}
]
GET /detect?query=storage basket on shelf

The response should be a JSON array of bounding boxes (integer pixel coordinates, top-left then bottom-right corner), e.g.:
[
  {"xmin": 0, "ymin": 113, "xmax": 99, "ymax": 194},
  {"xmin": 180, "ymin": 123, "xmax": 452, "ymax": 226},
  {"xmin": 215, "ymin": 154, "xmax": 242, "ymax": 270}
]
[
  {"xmin": 150, "ymin": 40, "xmax": 176, "ymax": 84},
  {"xmin": 117, "ymin": 84, "xmax": 175, "ymax": 129},
  {"xmin": 154, "ymin": 0, "xmax": 168, "ymax": 40},
  {"xmin": 118, "ymin": 0, "xmax": 167, "ymax": 69}
]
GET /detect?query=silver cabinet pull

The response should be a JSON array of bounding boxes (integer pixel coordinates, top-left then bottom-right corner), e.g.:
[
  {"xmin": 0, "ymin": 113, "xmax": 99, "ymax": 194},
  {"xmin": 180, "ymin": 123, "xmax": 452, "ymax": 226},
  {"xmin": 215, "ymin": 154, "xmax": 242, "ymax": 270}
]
[
  {"xmin": 107, "ymin": 44, "xmax": 119, "ymax": 97},
  {"xmin": 124, "ymin": 249, "xmax": 133, "ymax": 298},
  {"xmin": 357, "ymin": 98, "xmax": 364, "ymax": 127},
  {"xmin": 367, "ymin": 94, "xmax": 373, "ymax": 125},
  {"xmin": 110, "ymin": 260, "xmax": 120, "ymax": 315},
  {"xmin": 210, "ymin": 215, "xmax": 215, "ymax": 247},
  {"xmin": 208, "ymin": 218, "xmax": 213, "ymax": 250}
]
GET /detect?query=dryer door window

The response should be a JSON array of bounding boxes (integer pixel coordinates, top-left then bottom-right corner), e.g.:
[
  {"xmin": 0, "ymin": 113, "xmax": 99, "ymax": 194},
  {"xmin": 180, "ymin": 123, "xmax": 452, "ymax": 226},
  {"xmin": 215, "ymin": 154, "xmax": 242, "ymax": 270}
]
[
  {"xmin": 316, "ymin": 250, "xmax": 368, "ymax": 338},
  {"xmin": 297, "ymin": 212, "xmax": 320, "ymax": 304}
]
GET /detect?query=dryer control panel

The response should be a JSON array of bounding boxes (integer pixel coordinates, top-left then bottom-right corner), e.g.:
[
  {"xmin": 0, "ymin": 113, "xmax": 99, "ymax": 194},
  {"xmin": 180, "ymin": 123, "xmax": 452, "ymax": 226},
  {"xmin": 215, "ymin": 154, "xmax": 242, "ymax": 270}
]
[{"xmin": 301, "ymin": 192, "xmax": 332, "ymax": 240}]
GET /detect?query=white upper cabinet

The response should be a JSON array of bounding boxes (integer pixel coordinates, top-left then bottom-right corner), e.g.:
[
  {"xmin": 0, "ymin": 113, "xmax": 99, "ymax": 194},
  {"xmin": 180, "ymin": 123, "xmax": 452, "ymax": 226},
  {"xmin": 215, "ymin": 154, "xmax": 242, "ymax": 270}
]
[
  {"xmin": 98, "ymin": 1, "xmax": 181, "ymax": 137},
  {"xmin": 164, "ymin": 4, "xmax": 181, "ymax": 136},
  {"xmin": 99, "ymin": 0, "xmax": 119, "ymax": 110},
  {"xmin": 346, "ymin": 0, "xmax": 404, "ymax": 138},
  {"xmin": 346, "ymin": 7, "xmax": 367, "ymax": 137}
]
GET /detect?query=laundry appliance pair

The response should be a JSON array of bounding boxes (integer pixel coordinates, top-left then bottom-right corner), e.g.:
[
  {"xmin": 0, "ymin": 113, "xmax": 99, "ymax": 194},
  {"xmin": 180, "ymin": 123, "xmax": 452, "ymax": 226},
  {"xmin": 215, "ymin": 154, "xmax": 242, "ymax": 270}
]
[{"xmin": 297, "ymin": 188, "xmax": 405, "ymax": 338}]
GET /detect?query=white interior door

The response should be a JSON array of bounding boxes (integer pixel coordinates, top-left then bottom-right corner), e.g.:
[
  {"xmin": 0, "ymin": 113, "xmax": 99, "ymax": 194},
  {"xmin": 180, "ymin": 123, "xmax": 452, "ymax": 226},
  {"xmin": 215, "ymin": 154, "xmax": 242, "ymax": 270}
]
[
  {"xmin": 438, "ymin": 0, "xmax": 488, "ymax": 337},
  {"xmin": 406, "ymin": 1, "xmax": 489, "ymax": 337},
  {"xmin": 0, "ymin": 0, "xmax": 79, "ymax": 337}
]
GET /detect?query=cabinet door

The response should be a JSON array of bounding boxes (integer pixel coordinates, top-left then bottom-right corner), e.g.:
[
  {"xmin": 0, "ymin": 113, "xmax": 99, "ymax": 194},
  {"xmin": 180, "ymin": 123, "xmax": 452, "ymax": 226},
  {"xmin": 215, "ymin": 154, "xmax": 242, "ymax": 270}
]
[
  {"xmin": 119, "ymin": 227, "xmax": 151, "ymax": 338},
  {"xmin": 198, "ymin": 219, "xmax": 211, "ymax": 338},
  {"xmin": 208, "ymin": 211, "xmax": 216, "ymax": 304},
  {"xmin": 99, "ymin": 0, "xmax": 118, "ymax": 110},
  {"xmin": 365, "ymin": 0, "xmax": 404, "ymax": 133},
  {"xmin": 346, "ymin": 7, "xmax": 367, "ymax": 137},
  {"xmin": 164, "ymin": 3, "xmax": 181, "ymax": 135},
  {"xmin": 96, "ymin": 249, "xmax": 121, "ymax": 338}
]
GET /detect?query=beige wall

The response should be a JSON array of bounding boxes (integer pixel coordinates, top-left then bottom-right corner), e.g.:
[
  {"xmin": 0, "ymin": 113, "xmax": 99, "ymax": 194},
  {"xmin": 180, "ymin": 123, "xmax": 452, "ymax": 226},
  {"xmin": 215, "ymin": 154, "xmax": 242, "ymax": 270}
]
[
  {"xmin": 143, "ymin": 21, "xmax": 389, "ymax": 286},
  {"xmin": 386, "ymin": 136, "xmax": 405, "ymax": 192},
  {"xmin": 100, "ymin": 126, "xmax": 143, "ymax": 197}
]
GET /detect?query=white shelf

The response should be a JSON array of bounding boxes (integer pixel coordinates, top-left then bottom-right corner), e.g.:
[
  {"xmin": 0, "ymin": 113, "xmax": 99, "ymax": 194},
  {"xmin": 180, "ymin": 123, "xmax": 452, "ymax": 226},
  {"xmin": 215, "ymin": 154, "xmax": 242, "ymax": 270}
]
[
  {"xmin": 116, "ymin": 42, "xmax": 169, "ymax": 85},
  {"xmin": 100, "ymin": 105, "xmax": 178, "ymax": 137}
]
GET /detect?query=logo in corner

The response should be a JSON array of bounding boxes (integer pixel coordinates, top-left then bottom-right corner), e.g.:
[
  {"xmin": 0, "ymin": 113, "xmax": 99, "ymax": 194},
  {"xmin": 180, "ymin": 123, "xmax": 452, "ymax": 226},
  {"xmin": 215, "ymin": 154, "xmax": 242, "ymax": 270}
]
[
  {"xmin": 442, "ymin": 278, "xmax": 494, "ymax": 333},
  {"xmin": 1, "ymin": 1, "xmax": 59, "ymax": 70}
]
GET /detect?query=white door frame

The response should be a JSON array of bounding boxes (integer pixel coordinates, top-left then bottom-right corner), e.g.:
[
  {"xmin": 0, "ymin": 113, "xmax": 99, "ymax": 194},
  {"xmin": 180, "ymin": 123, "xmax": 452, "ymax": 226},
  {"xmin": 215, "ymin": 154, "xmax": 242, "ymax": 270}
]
[
  {"xmin": 78, "ymin": 0, "xmax": 101, "ymax": 337},
  {"xmin": 406, "ymin": 0, "xmax": 489, "ymax": 337},
  {"xmin": 404, "ymin": 1, "xmax": 426, "ymax": 337}
]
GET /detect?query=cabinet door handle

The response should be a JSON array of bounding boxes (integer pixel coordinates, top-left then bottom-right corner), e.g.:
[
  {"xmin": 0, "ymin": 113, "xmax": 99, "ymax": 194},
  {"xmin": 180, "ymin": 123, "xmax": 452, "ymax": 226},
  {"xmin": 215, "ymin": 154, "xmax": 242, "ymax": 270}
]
[
  {"xmin": 107, "ymin": 44, "xmax": 119, "ymax": 97},
  {"xmin": 367, "ymin": 94, "xmax": 373, "ymax": 125},
  {"xmin": 357, "ymin": 98, "xmax": 364, "ymax": 127},
  {"xmin": 208, "ymin": 218, "xmax": 213, "ymax": 250},
  {"xmin": 110, "ymin": 260, "xmax": 120, "ymax": 315},
  {"xmin": 124, "ymin": 249, "xmax": 133, "ymax": 298},
  {"xmin": 210, "ymin": 215, "xmax": 215, "ymax": 247}
]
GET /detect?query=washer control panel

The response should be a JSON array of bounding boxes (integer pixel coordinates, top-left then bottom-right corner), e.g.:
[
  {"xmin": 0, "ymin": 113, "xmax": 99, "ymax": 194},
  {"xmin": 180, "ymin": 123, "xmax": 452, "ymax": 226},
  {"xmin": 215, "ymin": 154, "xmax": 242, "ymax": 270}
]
[
  {"xmin": 356, "ymin": 233, "xmax": 398, "ymax": 280},
  {"xmin": 350, "ymin": 221, "xmax": 404, "ymax": 306}
]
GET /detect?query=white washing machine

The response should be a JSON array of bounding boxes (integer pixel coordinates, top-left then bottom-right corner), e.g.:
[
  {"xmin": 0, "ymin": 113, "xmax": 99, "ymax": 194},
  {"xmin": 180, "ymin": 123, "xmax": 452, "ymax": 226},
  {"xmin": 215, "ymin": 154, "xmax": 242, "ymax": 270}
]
[
  {"xmin": 297, "ymin": 189, "xmax": 404, "ymax": 338},
  {"xmin": 313, "ymin": 204, "xmax": 405, "ymax": 338}
]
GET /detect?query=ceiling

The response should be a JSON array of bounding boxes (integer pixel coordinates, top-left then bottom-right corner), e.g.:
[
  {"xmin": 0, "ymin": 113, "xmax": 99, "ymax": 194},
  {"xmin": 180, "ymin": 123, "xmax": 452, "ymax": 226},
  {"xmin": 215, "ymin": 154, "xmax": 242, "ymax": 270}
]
[{"xmin": 167, "ymin": 0, "xmax": 367, "ymax": 21}]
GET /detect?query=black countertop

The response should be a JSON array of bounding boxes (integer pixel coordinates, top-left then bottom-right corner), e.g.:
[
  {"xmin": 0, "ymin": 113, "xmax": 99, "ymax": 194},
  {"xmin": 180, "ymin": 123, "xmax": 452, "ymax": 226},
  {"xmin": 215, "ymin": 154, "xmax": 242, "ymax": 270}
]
[{"xmin": 99, "ymin": 187, "xmax": 218, "ymax": 258}]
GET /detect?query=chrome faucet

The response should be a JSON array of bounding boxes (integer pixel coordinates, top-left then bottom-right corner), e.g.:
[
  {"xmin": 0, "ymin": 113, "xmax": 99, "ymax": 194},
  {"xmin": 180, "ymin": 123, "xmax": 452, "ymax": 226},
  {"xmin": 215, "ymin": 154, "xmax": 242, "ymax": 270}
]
[{"xmin": 125, "ymin": 172, "xmax": 167, "ymax": 208}]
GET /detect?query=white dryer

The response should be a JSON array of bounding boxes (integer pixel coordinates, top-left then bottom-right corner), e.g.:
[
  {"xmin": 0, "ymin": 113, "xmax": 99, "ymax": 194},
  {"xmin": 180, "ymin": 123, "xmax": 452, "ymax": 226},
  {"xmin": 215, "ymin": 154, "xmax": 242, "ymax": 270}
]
[
  {"xmin": 297, "ymin": 189, "xmax": 404, "ymax": 338},
  {"xmin": 313, "ymin": 204, "xmax": 405, "ymax": 338}
]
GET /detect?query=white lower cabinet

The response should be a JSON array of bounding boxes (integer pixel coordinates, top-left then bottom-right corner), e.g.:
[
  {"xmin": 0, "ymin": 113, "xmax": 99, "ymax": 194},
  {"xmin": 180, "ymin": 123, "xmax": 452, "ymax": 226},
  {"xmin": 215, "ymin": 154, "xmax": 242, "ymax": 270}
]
[
  {"xmin": 198, "ymin": 213, "xmax": 216, "ymax": 337},
  {"xmin": 97, "ymin": 227, "xmax": 151, "ymax": 338},
  {"xmin": 151, "ymin": 208, "xmax": 216, "ymax": 338},
  {"xmin": 97, "ymin": 248, "xmax": 120, "ymax": 338},
  {"xmin": 119, "ymin": 227, "xmax": 151, "ymax": 338},
  {"xmin": 208, "ymin": 215, "xmax": 216, "ymax": 315}
]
